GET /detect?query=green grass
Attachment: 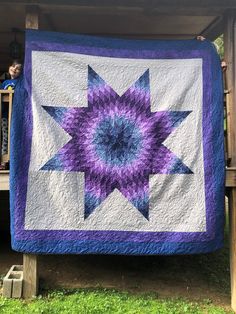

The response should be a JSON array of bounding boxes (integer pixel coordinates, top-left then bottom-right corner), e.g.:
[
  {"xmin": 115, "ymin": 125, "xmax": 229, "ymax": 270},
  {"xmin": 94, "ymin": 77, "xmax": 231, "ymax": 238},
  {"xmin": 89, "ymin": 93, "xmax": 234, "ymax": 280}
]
[
  {"xmin": 0, "ymin": 289, "xmax": 233, "ymax": 314},
  {"xmin": 0, "ymin": 235, "xmax": 231, "ymax": 314}
]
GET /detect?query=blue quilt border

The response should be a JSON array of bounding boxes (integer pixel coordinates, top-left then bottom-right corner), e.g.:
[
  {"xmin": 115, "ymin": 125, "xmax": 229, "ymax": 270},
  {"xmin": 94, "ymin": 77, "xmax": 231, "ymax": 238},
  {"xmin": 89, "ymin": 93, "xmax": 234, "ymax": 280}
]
[{"xmin": 10, "ymin": 30, "xmax": 225, "ymax": 255}]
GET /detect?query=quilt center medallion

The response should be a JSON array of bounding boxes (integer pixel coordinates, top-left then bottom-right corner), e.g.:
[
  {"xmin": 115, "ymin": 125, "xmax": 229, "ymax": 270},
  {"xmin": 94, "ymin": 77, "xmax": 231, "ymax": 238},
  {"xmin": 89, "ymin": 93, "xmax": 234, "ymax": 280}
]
[
  {"xmin": 93, "ymin": 115, "xmax": 142, "ymax": 167},
  {"xmin": 41, "ymin": 66, "xmax": 192, "ymax": 220}
]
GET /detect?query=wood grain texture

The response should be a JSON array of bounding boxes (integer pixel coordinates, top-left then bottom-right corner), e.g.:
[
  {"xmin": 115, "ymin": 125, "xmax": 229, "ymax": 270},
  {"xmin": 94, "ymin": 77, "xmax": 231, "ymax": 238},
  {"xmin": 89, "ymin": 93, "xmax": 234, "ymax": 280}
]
[
  {"xmin": 224, "ymin": 11, "xmax": 236, "ymax": 312},
  {"xmin": 226, "ymin": 168, "xmax": 236, "ymax": 187},
  {"xmin": 23, "ymin": 255, "xmax": 38, "ymax": 298},
  {"xmin": 0, "ymin": 171, "xmax": 9, "ymax": 190},
  {"xmin": 0, "ymin": 90, "xmax": 14, "ymax": 164},
  {"xmin": 22, "ymin": 6, "xmax": 39, "ymax": 299},
  {"xmin": 1, "ymin": 0, "xmax": 236, "ymax": 11}
]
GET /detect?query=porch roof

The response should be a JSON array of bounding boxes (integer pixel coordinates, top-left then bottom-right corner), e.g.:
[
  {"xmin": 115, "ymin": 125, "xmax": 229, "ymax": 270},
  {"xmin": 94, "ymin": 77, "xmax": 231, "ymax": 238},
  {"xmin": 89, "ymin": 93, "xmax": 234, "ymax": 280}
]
[{"xmin": 0, "ymin": 0, "xmax": 234, "ymax": 70}]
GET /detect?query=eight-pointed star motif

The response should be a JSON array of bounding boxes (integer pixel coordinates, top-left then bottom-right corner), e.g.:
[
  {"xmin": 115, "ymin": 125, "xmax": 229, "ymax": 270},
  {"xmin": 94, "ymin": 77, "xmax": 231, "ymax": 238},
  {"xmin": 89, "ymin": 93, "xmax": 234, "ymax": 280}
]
[{"xmin": 41, "ymin": 66, "xmax": 193, "ymax": 219}]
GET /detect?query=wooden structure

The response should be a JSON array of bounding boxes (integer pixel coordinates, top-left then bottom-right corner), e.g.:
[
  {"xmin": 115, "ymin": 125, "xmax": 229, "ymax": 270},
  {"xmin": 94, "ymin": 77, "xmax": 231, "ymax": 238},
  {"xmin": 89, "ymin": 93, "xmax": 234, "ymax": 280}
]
[
  {"xmin": 0, "ymin": 90, "xmax": 13, "ymax": 168},
  {"xmin": 1, "ymin": 0, "xmax": 236, "ymax": 310},
  {"xmin": 0, "ymin": 90, "xmax": 13, "ymax": 190}
]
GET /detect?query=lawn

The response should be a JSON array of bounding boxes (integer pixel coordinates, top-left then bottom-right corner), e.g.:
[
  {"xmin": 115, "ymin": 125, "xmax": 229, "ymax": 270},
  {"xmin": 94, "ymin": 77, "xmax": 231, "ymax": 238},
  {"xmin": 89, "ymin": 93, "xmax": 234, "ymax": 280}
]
[{"xmin": 0, "ymin": 289, "xmax": 234, "ymax": 314}]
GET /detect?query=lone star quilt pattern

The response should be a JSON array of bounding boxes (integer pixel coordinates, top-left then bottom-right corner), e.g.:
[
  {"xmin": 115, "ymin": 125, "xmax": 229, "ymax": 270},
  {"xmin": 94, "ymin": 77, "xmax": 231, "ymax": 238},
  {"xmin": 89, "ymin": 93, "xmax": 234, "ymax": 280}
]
[
  {"xmin": 41, "ymin": 67, "xmax": 192, "ymax": 220},
  {"xmin": 10, "ymin": 30, "xmax": 225, "ymax": 255}
]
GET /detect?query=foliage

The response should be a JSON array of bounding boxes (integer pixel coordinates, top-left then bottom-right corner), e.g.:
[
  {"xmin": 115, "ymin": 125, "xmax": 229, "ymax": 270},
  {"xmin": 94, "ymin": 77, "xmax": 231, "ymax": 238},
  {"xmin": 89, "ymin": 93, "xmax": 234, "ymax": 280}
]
[
  {"xmin": 0, "ymin": 289, "xmax": 233, "ymax": 314},
  {"xmin": 214, "ymin": 35, "xmax": 224, "ymax": 59}
]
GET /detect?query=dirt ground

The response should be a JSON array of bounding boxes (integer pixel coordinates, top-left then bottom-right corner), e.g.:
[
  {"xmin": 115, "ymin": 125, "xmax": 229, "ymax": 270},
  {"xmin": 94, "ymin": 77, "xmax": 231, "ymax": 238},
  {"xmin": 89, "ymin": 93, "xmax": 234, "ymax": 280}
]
[{"xmin": 0, "ymin": 231, "xmax": 231, "ymax": 311}]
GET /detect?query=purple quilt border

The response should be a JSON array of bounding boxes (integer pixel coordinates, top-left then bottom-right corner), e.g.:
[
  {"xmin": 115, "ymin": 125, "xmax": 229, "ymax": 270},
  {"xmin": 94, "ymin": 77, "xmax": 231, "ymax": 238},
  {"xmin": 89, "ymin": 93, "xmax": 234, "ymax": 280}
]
[{"xmin": 13, "ymin": 31, "xmax": 219, "ymax": 244}]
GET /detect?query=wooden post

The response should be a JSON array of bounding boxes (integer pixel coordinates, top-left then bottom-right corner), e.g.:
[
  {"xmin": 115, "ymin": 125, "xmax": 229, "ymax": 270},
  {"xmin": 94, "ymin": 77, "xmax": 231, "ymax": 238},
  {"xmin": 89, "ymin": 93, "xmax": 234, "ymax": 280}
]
[
  {"xmin": 22, "ymin": 5, "xmax": 39, "ymax": 299},
  {"xmin": 23, "ymin": 254, "xmax": 38, "ymax": 298},
  {"xmin": 224, "ymin": 11, "xmax": 236, "ymax": 312},
  {"xmin": 25, "ymin": 5, "xmax": 39, "ymax": 30},
  {"xmin": 0, "ymin": 90, "xmax": 14, "ymax": 163}
]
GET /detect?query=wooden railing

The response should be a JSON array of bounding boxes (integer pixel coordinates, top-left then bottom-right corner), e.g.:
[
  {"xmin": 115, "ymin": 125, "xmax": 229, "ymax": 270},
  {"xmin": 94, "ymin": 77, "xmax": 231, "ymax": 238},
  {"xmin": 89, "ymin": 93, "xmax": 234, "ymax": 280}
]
[
  {"xmin": 0, "ymin": 90, "xmax": 14, "ymax": 166},
  {"xmin": 0, "ymin": 90, "xmax": 13, "ymax": 189}
]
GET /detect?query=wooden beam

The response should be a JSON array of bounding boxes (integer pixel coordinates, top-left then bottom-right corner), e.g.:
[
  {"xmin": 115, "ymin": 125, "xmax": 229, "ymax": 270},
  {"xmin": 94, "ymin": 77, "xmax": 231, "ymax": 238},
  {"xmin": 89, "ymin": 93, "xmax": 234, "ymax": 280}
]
[
  {"xmin": 1, "ymin": 0, "xmax": 236, "ymax": 10},
  {"xmin": 25, "ymin": 5, "xmax": 39, "ymax": 29},
  {"xmin": 224, "ymin": 11, "xmax": 236, "ymax": 312},
  {"xmin": 229, "ymin": 188, "xmax": 236, "ymax": 312},
  {"xmin": 42, "ymin": 4, "xmax": 223, "ymax": 16},
  {"xmin": 0, "ymin": 91, "xmax": 14, "ymax": 165},
  {"xmin": 22, "ymin": 5, "xmax": 39, "ymax": 299},
  {"xmin": 226, "ymin": 168, "xmax": 236, "ymax": 187},
  {"xmin": 201, "ymin": 16, "xmax": 223, "ymax": 40},
  {"xmin": 43, "ymin": 12, "xmax": 56, "ymax": 31},
  {"xmin": 224, "ymin": 13, "xmax": 235, "ymax": 167},
  {"xmin": 0, "ymin": 0, "xmax": 234, "ymax": 16},
  {"xmin": 23, "ymin": 254, "xmax": 38, "ymax": 298}
]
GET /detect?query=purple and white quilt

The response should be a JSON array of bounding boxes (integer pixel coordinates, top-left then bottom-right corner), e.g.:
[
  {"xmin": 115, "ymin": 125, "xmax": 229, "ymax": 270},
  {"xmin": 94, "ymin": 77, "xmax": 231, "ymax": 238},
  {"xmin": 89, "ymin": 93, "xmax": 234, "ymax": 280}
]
[{"xmin": 10, "ymin": 30, "xmax": 225, "ymax": 254}]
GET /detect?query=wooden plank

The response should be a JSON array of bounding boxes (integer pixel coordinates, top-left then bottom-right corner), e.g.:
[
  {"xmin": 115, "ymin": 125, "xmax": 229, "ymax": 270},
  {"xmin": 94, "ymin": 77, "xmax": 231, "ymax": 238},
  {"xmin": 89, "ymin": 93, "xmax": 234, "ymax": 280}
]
[
  {"xmin": 41, "ymin": 12, "xmax": 216, "ymax": 36},
  {"xmin": 0, "ymin": 0, "xmax": 234, "ymax": 17},
  {"xmin": 41, "ymin": 4, "xmax": 224, "ymax": 16},
  {"xmin": 2, "ymin": 0, "xmax": 236, "ymax": 11},
  {"xmin": 22, "ymin": 5, "xmax": 39, "ymax": 300},
  {"xmin": 201, "ymin": 16, "xmax": 223, "ymax": 40},
  {"xmin": 224, "ymin": 12, "xmax": 234, "ymax": 164},
  {"xmin": 224, "ymin": 11, "xmax": 236, "ymax": 312},
  {"xmin": 0, "ymin": 90, "xmax": 14, "ymax": 93},
  {"xmin": 226, "ymin": 168, "xmax": 236, "ymax": 187},
  {"xmin": 23, "ymin": 255, "xmax": 38, "ymax": 298},
  {"xmin": 0, "ymin": 91, "xmax": 14, "ymax": 164},
  {"xmin": 0, "ymin": 171, "xmax": 9, "ymax": 190},
  {"xmin": 226, "ymin": 92, "xmax": 232, "ymax": 163},
  {"xmin": 229, "ymin": 188, "xmax": 236, "ymax": 312}
]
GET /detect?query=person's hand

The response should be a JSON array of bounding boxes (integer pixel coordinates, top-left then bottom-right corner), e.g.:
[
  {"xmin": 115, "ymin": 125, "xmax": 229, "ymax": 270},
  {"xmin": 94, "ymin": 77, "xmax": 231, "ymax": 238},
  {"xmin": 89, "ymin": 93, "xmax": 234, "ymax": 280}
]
[
  {"xmin": 221, "ymin": 60, "xmax": 227, "ymax": 72},
  {"xmin": 196, "ymin": 36, "xmax": 206, "ymax": 41}
]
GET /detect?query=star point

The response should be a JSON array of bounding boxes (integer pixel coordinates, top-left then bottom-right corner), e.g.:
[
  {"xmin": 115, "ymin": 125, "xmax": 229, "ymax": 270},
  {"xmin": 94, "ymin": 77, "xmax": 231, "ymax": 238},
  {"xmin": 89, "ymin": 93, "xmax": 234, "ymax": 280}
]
[{"xmin": 41, "ymin": 66, "xmax": 193, "ymax": 219}]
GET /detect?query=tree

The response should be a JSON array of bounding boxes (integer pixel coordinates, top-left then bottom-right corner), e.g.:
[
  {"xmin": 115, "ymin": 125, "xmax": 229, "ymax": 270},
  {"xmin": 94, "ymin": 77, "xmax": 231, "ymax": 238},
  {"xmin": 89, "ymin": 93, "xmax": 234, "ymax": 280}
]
[{"xmin": 214, "ymin": 35, "xmax": 224, "ymax": 59}]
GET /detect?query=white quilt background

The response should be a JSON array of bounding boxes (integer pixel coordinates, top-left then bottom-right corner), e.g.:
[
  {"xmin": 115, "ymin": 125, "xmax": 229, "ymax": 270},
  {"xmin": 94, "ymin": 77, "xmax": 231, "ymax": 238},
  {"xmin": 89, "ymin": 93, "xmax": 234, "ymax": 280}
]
[{"xmin": 24, "ymin": 51, "xmax": 205, "ymax": 232}]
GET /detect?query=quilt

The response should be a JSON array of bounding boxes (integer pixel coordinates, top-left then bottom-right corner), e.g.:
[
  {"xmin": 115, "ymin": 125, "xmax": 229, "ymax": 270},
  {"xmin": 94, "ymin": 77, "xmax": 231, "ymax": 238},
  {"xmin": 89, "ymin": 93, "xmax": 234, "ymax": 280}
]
[{"xmin": 10, "ymin": 30, "xmax": 225, "ymax": 254}]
